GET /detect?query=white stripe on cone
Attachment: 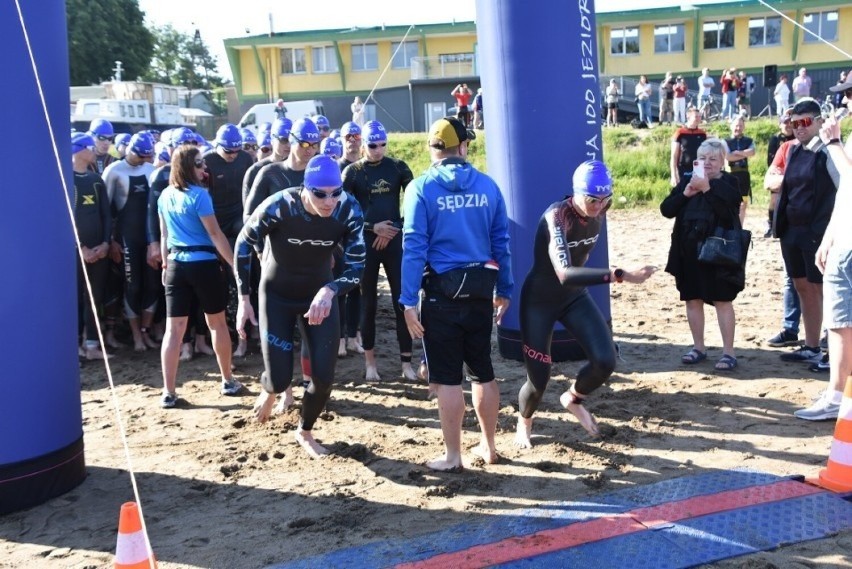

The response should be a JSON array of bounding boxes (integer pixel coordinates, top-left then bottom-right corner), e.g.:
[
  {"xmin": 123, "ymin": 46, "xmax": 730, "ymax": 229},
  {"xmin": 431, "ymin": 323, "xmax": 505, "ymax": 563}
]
[
  {"xmin": 115, "ymin": 531, "xmax": 151, "ymax": 565},
  {"xmin": 840, "ymin": 398, "xmax": 852, "ymax": 421},
  {"xmin": 829, "ymin": 439, "xmax": 852, "ymax": 467}
]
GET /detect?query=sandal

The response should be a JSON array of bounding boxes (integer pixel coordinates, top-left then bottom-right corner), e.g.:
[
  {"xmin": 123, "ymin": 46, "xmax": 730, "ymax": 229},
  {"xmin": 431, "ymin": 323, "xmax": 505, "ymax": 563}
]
[
  {"xmin": 681, "ymin": 348, "xmax": 707, "ymax": 364},
  {"xmin": 714, "ymin": 354, "xmax": 738, "ymax": 370}
]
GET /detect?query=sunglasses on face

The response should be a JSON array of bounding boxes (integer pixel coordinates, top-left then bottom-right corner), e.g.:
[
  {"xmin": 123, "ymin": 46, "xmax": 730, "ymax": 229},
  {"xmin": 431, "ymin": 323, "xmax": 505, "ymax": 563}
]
[
  {"xmin": 844, "ymin": 89, "xmax": 852, "ymax": 98},
  {"xmin": 260, "ymin": 146, "xmax": 271, "ymax": 152},
  {"xmin": 295, "ymin": 140, "xmax": 319, "ymax": 149},
  {"xmin": 345, "ymin": 134, "xmax": 361, "ymax": 141},
  {"xmin": 96, "ymin": 135, "xmax": 114, "ymax": 142},
  {"xmin": 790, "ymin": 116, "xmax": 818, "ymax": 129},
  {"xmin": 194, "ymin": 159, "xmax": 205, "ymax": 168},
  {"xmin": 367, "ymin": 142, "xmax": 387, "ymax": 149},
  {"xmin": 244, "ymin": 143, "xmax": 258, "ymax": 151},
  {"xmin": 222, "ymin": 148, "xmax": 240, "ymax": 155},
  {"xmin": 180, "ymin": 140, "xmax": 198, "ymax": 146},
  {"xmin": 582, "ymin": 194, "xmax": 612, "ymax": 206},
  {"xmin": 319, "ymin": 126, "xmax": 330, "ymax": 132},
  {"xmin": 275, "ymin": 136, "xmax": 290, "ymax": 143},
  {"xmin": 308, "ymin": 187, "xmax": 344, "ymax": 200}
]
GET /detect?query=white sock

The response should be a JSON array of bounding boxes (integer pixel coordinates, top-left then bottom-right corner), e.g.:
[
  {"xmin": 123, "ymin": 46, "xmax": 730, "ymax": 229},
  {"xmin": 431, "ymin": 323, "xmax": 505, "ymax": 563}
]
[{"xmin": 829, "ymin": 390, "xmax": 843, "ymax": 405}]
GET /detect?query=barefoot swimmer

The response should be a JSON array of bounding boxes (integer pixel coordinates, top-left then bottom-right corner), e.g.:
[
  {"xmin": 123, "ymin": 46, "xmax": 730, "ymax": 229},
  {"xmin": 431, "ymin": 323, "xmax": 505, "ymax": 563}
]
[
  {"xmin": 235, "ymin": 155, "xmax": 365, "ymax": 458},
  {"xmin": 515, "ymin": 161, "xmax": 657, "ymax": 448}
]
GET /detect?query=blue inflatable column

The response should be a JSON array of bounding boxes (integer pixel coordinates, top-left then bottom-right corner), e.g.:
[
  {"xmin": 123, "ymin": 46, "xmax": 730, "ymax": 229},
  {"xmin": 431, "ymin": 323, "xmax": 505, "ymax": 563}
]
[
  {"xmin": 475, "ymin": 0, "xmax": 610, "ymax": 361},
  {"xmin": 0, "ymin": 1, "xmax": 86, "ymax": 513}
]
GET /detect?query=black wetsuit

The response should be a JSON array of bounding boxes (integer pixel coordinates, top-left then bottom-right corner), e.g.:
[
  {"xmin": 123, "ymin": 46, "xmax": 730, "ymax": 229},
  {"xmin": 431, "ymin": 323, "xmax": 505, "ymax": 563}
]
[
  {"xmin": 518, "ymin": 198, "xmax": 617, "ymax": 419},
  {"xmin": 243, "ymin": 161, "xmax": 305, "ymax": 222},
  {"xmin": 89, "ymin": 152, "xmax": 115, "ymax": 176},
  {"xmin": 105, "ymin": 160, "xmax": 159, "ymax": 318},
  {"xmin": 335, "ymin": 158, "xmax": 360, "ymax": 339},
  {"xmin": 242, "ymin": 156, "xmax": 275, "ymax": 209},
  {"xmin": 342, "ymin": 156, "xmax": 414, "ymax": 358},
  {"xmin": 74, "ymin": 170, "xmax": 111, "ymax": 343},
  {"xmin": 235, "ymin": 188, "xmax": 365, "ymax": 430},
  {"xmin": 203, "ymin": 149, "xmax": 254, "ymax": 242}
]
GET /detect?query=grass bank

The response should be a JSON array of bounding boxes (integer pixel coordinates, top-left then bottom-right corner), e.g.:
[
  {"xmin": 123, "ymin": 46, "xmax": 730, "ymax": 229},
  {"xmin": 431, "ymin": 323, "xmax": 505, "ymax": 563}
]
[{"xmin": 387, "ymin": 118, "xmax": 850, "ymax": 210}]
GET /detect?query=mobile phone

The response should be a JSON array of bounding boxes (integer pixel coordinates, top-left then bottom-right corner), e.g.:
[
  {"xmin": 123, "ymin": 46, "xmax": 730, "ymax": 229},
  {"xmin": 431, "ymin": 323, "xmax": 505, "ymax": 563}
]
[
  {"xmin": 692, "ymin": 160, "xmax": 705, "ymax": 178},
  {"xmin": 836, "ymin": 107, "xmax": 850, "ymax": 121}
]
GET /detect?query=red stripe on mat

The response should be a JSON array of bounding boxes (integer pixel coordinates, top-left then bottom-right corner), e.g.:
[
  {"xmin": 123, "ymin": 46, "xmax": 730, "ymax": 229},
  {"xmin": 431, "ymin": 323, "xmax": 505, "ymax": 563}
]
[{"xmin": 394, "ymin": 480, "xmax": 822, "ymax": 569}]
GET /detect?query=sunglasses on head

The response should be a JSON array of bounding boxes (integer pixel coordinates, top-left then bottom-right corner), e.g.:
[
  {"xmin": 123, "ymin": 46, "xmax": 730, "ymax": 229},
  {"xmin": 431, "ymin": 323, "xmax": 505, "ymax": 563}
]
[
  {"xmin": 244, "ymin": 143, "xmax": 258, "ymax": 151},
  {"xmin": 308, "ymin": 187, "xmax": 344, "ymax": 199},
  {"xmin": 194, "ymin": 159, "xmax": 205, "ymax": 168},
  {"xmin": 96, "ymin": 135, "xmax": 114, "ymax": 142},
  {"xmin": 367, "ymin": 142, "xmax": 387, "ymax": 149},
  {"xmin": 345, "ymin": 134, "xmax": 361, "ymax": 141},
  {"xmin": 582, "ymin": 194, "xmax": 612, "ymax": 206},
  {"xmin": 790, "ymin": 116, "xmax": 818, "ymax": 129}
]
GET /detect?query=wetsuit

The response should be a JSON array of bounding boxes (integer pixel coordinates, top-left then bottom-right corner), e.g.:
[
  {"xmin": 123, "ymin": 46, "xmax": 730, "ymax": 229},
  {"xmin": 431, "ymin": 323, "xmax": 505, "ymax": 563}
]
[
  {"xmin": 203, "ymin": 149, "xmax": 254, "ymax": 243},
  {"xmin": 235, "ymin": 188, "xmax": 365, "ymax": 430},
  {"xmin": 74, "ymin": 171, "xmax": 111, "ymax": 344},
  {"xmin": 335, "ymin": 158, "xmax": 360, "ymax": 339},
  {"xmin": 89, "ymin": 152, "xmax": 115, "ymax": 176},
  {"xmin": 242, "ymin": 156, "xmax": 275, "ymax": 209},
  {"xmin": 342, "ymin": 156, "xmax": 414, "ymax": 359},
  {"xmin": 518, "ymin": 198, "xmax": 617, "ymax": 419},
  {"xmin": 243, "ymin": 161, "xmax": 305, "ymax": 221},
  {"xmin": 104, "ymin": 159, "xmax": 159, "ymax": 319}
]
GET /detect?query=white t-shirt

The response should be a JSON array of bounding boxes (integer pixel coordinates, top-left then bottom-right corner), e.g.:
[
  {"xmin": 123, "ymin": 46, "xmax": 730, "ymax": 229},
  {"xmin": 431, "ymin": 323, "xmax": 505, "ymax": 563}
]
[
  {"xmin": 698, "ymin": 75, "xmax": 714, "ymax": 98},
  {"xmin": 774, "ymin": 82, "xmax": 790, "ymax": 104}
]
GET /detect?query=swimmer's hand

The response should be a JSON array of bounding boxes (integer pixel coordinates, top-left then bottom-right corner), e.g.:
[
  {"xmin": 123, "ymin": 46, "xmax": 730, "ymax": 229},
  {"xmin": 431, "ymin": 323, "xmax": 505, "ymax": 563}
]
[
  {"xmin": 493, "ymin": 296, "xmax": 510, "ymax": 325},
  {"xmin": 305, "ymin": 286, "xmax": 335, "ymax": 326},
  {"xmin": 624, "ymin": 265, "xmax": 658, "ymax": 284},
  {"xmin": 237, "ymin": 296, "xmax": 258, "ymax": 339}
]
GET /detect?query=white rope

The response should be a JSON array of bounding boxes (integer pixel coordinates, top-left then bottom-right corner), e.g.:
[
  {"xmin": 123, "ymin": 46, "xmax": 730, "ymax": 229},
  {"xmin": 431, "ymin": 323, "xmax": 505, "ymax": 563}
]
[
  {"xmin": 363, "ymin": 24, "xmax": 415, "ymax": 110},
  {"xmin": 13, "ymin": 3, "xmax": 156, "ymax": 568},
  {"xmin": 755, "ymin": 0, "xmax": 852, "ymax": 60}
]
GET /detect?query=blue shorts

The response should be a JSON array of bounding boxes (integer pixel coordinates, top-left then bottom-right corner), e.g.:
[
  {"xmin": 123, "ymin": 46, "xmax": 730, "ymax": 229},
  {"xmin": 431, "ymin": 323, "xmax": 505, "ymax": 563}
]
[{"xmin": 823, "ymin": 247, "xmax": 852, "ymax": 329}]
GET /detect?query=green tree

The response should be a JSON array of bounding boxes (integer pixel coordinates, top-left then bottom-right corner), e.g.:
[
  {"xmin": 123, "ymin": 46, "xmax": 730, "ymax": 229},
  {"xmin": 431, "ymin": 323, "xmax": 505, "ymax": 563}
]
[
  {"xmin": 144, "ymin": 24, "xmax": 224, "ymax": 91},
  {"xmin": 66, "ymin": 0, "xmax": 153, "ymax": 85}
]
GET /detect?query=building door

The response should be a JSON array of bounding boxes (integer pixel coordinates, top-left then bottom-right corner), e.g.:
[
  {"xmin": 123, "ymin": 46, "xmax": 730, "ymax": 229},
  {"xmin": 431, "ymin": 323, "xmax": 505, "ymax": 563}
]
[{"xmin": 425, "ymin": 102, "xmax": 447, "ymax": 131}]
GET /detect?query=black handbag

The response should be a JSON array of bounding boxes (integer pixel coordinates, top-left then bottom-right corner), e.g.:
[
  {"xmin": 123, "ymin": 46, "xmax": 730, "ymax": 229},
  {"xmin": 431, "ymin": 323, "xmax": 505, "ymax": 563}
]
[{"xmin": 698, "ymin": 226, "xmax": 751, "ymax": 267}]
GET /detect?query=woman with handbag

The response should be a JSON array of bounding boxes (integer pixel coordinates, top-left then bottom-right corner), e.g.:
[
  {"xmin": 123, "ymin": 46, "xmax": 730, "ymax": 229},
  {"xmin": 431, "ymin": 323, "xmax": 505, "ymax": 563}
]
[{"xmin": 661, "ymin": 139, "xmax": 744, "ymax": 370}]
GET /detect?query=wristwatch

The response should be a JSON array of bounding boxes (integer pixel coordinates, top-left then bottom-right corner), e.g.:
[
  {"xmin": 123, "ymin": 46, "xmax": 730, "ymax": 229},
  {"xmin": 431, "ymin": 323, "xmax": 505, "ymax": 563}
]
[
  {"xmin": 614, "ymin": 268, "xmax": 625, "ymax": 283},
  {"xmin": 827, "ymin": 138, "xmax": 842, "ymax": 146}
]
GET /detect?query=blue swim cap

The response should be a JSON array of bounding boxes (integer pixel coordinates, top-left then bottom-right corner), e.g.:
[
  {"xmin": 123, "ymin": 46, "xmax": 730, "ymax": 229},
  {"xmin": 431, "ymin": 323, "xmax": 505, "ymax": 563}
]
[
  {"xmin": 362, "ymin": 120, "xmax": 387, "ymax": 144},
  {"xmin": 340, "ymin": 122, "xmax": 361, "ymax": 137},
  {"xmin": 314, "ymin": 115, "xmax": 330, "ymax": 129},
  {"xmin": 329, "ymin": 129, "xmax": 341, "ymax": 141},
  {"xmin": 290, "ymin": 118, "xmax": 320, "ymax": 143},
  {"xmin": 88, "ymin": 119, "xmax": 114, "ymax": 138},
  {"xmin": 114, "ymin": 133, "xmax": 132, "ymax": 148},
  {"xmin": 271, "ymin": 118, "xmax": 293, "ymax": 139},
  {"xmin": 71, "ymin": 132, "xmax": 95, "ymax": 154},
  {"xmin": 259, "ymin": 121, "xmax": 272, "ymax": 135},
  {"xmin": 572, "ymin": 160, "xmax": 613, "ymax": 197},
  {"xmin": 156, "ymin": 142, "xmax": 170, "ymax": 163},
  {"xmin": 259, "ymin": 133, "xmax": 272, "ymax": 149},
  {"xmin": 215, "ymin": 123, "xmax": 243, "ymax": 150},
  {"xmin": 193, "ymin": 132, "xmax": 206, "ymax": 145},
  {"xmin": 240, "ymin": 128, "xmax": 257, "ymax": 145},
  {"xmin": 304, "ymin": 155, "xmax": 343, "ymax": 188},
  {"xmin": 171, "ymin": 127, "xmax": 196, "ymax": 146},
  {"xmin": 320, "ymin": 137, "xmax": 342, "ymax": 158},
  {"xmin": 129, "ymin": 132, "xmax": 155, "ymax": 157}
]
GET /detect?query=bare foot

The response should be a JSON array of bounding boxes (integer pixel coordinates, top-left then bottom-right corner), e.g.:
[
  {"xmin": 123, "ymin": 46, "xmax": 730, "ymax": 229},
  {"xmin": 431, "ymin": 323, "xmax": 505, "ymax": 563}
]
[
  {"xmin": 338, "ymin": 339, "xmax": 347, "ymax": 357},
  {"xmin": 274, "ymin": 387, "xmax": 295, "ymax": 414},
  {"xmin": 471, "ymin": 443, "xmax": 499, "ymax": 464},
  {"xmin": 295, "ymin": 429, "xmax": 329, "ymax": 458},
  {"xmin": 179, "ymin": 343, "xmax": 193, "ymax": 362},
  {"xmin": 85, "ymin": 347, "xmax": 108, "ymax": 361},
  {"xmin": 133, "ymin": 340, "xmax": 147, "ymax": 352},
  {"xmin": 253, "ymin": 391, "xmax": 277, "ymax": 423},
  {"xmin": 142, "ymin": 331, "xmax": 159, "ymax": 350},
  {"xmin": 401, "ymin": 363, "xmax": 416, "ymax": 381},
  {"xmin": 232, "ymin": 338, "xmax": 247, "ymax": 358},
  {"xmin": 426, "ymin": 455, "xmax": 463, "ymax": 473},
  {"xmin": 105, "ymin": 333, "xmax": 125, "ymax": 350},
  {"xmin": 560, "ymin": 391, "xmax": 601, "ymax": 437},
  {"xmin": 514, "ymin": 416, "xmax": 533, "ymax": 449},
  {"xmin": 195, "ymin": 340, "xmax": 214, "ymax": 356},
  {"xmin": 347, "ymin": 338, "xmax": 365, "ymax": 354},
  {"xmin": 365, "ymin": 365, "xmax": 381, "ymax": 382}
]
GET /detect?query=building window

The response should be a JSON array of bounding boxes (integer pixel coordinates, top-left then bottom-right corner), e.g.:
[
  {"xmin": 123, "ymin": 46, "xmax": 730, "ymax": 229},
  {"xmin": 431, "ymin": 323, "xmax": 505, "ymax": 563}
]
[
  {"xmin": 439, "ymin": 52, "xmax": 474, "ymax": 64},
  {"xmin": 803, "ymin": 11, "xmax": 838, "ymax": 42},
  {"xmin": 703, "ymin": 20, "xmax": 735, "ymax": 50},
  {"xmin": 352, "ymin": 43, "xmax": 378, "ymax": 71},
  {"xmin": 391, "ymin": 41, "xmax": 418, "ymax": 69},
  {"xmin": 312, "ymin": 46, "xmax": 338, "ymax": 73},
  {"xmin": 280, "ymin": 48, "xmax": 306, "ymax": 74},
  {"xmin": 654, "ymin": 24, "xmax": 684, "ymax": 53},
  {"xmin": 610, "ymin": 27, "xmax": 639, "ymax": 55},
  {"xmin": 748, "ymin": 17, "xmax": 781, "ymax": 46}
]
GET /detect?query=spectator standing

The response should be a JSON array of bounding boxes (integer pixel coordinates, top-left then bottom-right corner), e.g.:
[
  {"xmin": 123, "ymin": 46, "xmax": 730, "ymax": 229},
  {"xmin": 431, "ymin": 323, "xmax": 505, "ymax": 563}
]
[
  {"xmin": 792, "ymin": 67, "xmax": 812, "ymax": 102},
  {"xmin": 635, "ymin": 75, "xmax": 653, "ymax": 126},
  {"xmin": 698, "ymin": 68, "xmax": 715, "ymax": 111},
  {"xmin": 774, "ymin": 74, "xmax": 791, "ymax": 116},
  {"xmin": 659, "ymin": 72, "xmax": 675, "ymax": 125},
  {"xmin": 351, "ymin": 96, "xmax": 365, "ymax": 127},
  {"xmin": 725, "ymin": 116, "xmax": 755, "ymax": 223},
  {"xmin": 605, "ymin": 79, "xmax": 619, "ymax": 127},
  {"xmin": 673, "ymin": 76, "xmax": 688, "ymax": 124},
  {"xmin": 473, "ymin": 88, "xmax": 484, "ymax": 129},
  {"xmin": 720, "ymin": 68, "xmax": 738, "ymax": 121},
  {"xmin": 670, "ymin": 107, "xmax": 707, "ymax": 187},
  {"xmin": 451, "ymin": 84, "xmax": 473, "ymax": 128},
  {"xmin": 274, "ymin": 99, "xmax": 287, "ymax": 120}
]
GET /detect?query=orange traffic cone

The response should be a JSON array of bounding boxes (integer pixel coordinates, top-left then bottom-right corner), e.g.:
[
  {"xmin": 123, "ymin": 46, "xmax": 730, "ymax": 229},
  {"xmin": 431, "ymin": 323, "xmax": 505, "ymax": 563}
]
[
  {"xmin": 114, "ymin": 501, "xmax": 157, "ymax": 569},
  {"xmin": 817, "ymin": 380, "xmax": 852, "ymax": 492}
]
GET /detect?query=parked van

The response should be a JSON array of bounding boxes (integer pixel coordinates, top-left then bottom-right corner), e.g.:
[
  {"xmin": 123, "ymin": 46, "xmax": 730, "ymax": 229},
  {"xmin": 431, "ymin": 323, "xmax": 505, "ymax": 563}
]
[{"xmin": 238, "ymin": 100, "xmax": 325, "ymax": 137}]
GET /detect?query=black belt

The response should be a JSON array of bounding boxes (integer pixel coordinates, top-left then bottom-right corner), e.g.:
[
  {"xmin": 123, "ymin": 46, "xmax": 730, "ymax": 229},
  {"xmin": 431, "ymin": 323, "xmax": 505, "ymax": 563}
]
[{"xmin": 169, "ymin": 245, "xmax": 217, "ymax": 254}]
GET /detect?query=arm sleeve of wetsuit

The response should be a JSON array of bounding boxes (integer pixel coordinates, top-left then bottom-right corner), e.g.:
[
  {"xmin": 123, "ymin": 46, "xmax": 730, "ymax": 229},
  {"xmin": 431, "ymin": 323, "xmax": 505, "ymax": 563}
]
[
  {"xmin": 543, "ymin": 207, "xmax": 611, "ymax": 287},
  {"xmin": 243, "ymin": 166, "xmax": 270, "ymax": 222},
  {"xmin": 242, "ymin": 165, "xmax": 256, "ymax": 208},
  {"xmin": 398, "ymin": 160, "xmax": 415, "ymax": 196},
  {"xmin": 490, "ymin": 188, "xmax": 514, "ymax": 298},
  {"xmin": 146, "ymin": 174, "xmax": 166, "ymax": 244},
  {"xmin": 235, "ymin": 193, "xmax": 285, "ymax": 295},
  {"xmin": 93, "ymin": 177, "xmax": 111, "ymax": 245},
  {"xmin": 400, "ymin": 179, "xmax": 429, "ymax": 307},
  {"xmin": 329, "ymin": 198, "xmax": 366, "ymax": 296}
]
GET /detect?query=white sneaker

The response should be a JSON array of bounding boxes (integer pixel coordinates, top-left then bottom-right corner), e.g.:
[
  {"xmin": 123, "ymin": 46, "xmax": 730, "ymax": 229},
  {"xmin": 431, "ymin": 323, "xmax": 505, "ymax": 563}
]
[{"xmin": 794, "ymin": 394, "xmax": 841, "ymax": 421}]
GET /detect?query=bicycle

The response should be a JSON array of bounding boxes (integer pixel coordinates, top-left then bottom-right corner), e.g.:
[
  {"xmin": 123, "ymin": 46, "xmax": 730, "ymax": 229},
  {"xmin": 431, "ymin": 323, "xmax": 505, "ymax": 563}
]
[{"xmin": 696, "ymin": 94, "xmax": 722, "ymax": 123}]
